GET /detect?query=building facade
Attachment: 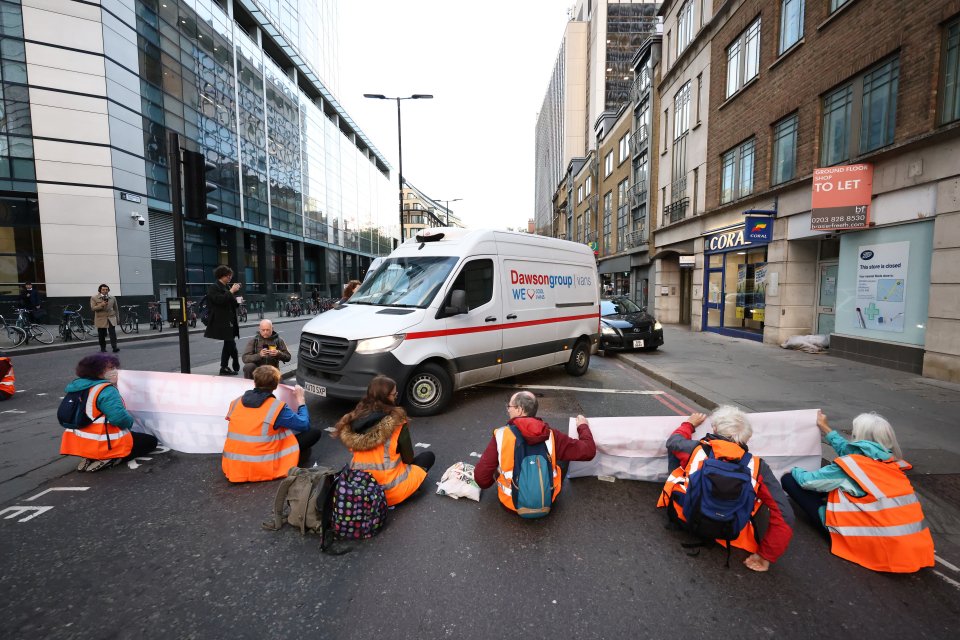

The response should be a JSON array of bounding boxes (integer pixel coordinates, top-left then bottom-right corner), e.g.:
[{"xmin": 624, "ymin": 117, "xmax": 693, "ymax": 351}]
[
  {"xmin": 0, "ymin": 0, "xmax": 396, "ymax": 314},
  {"xmin": 399, "ymin": 181, "xmax": 462, "ymax": 242}
]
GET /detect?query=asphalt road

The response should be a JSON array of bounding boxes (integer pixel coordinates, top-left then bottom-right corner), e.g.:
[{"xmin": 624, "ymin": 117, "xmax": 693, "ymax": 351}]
[{"xmin": 1, "ymin": 349, "xmax": 958, "ymax": 639}]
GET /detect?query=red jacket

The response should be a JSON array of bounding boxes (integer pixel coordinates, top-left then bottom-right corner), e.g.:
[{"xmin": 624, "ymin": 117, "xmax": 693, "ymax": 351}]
[
  {"xmin": 475, "ymin": 416, "xmax": 596, "ymax": 489},
  {"xmin": 667, "ymin": 421, "xmax": 795, "ymax": 563}
]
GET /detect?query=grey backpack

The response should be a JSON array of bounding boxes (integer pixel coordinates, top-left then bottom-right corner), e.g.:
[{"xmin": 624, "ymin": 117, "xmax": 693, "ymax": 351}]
[{"xmin": 263, "ymin": 466, "xmax": 336, "ymax": 547}]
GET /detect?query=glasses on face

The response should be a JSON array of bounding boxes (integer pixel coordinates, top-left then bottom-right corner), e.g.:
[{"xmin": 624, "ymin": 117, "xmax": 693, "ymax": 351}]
[{"xmin": 506, "ymin": 404, "xmax": 517, "ymax": 410}]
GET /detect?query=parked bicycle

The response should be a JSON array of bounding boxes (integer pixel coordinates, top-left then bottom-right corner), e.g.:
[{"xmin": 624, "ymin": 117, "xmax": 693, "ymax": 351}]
[
  {"xmin": 185, "ymin": 300, "xmax": 198, "ymax": 328},
  {"xmin": 237, "ymin": 300, "xmax": 248, "ymax": 323},
  {"xmin": 120, "ymin": 304, "xmax": 140, "ymax": 334},
  {"xmin": 254, "ymin": 300, "xmax": 265, "ymax": 320},
  {"xmin": 147, "ymin": 302, "xmax": 163, "ymax": 331},
  {"xmin": 58, "ymin": 305, "xmax": 89, "ymax": 341},
  {"xmin": 284, "ymin": 296, "xmax": 302, "ymax": 318},
  {"xmin": 0, "ymin": 313, "xmax": 27, "ymax": 348},
  {"xmin": 13, "ymin": 307, "xmax": 54, "ymax": 344}
]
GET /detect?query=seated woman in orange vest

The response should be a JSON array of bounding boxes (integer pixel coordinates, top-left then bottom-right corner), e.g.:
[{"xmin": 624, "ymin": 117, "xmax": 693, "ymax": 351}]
[
  {"xmin": 222, "ymin": 365, "xmax": 322, "ymax": 482},
  {"xmin": 0, "ymin": 356, "xmax": 14, "ymax": 400},
  {"xmin": 60, "ymin": 354, "xmax": 158, "ymax": 472},
  {"xmin": 332, "ymin": 375, "xmax": 434, "ymax": 506},
  {"xmin": 658, "ymin": 406, "xmax": 794, "ymax": 572},
  {"xmin": 781, "ymin": 410, "xmax": 934, "ymax": 573}
]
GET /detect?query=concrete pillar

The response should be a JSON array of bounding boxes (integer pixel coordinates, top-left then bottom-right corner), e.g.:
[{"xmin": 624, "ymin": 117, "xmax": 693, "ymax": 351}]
[{"xmin": 923, "ymin": 177, "xmax": 960, "ymax": 382}]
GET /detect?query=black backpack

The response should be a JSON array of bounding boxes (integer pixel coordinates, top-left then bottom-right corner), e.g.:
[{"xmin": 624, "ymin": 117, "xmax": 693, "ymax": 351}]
[
  {"xmin": 197, "ymin": 296, "xmax": 211, "ymax": 326},
  {"xmin": 57, "ymin": 383, "xmax": 108, "ymax": 430}
]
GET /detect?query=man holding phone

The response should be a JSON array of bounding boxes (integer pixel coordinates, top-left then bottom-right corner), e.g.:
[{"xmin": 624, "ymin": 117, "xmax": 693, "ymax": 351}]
[
  {"xmin": 204, "ymin": 264, "xmax": 242, "ymax": 376},
  {"xmin": 240, "ymin": 319, "xmax": 291, "ymax": 379}
]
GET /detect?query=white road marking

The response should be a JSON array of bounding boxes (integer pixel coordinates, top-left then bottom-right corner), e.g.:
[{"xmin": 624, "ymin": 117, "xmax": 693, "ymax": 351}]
[
  {"xmin": 1, "ymin": 410, "xmax": 26, "ymax": 414},
  {"xmin": 127, "ymin": 457, "xmax": 152, "ymax": 470},
  {"xmin": 935, "ymin": 554, "xmax": 960, "ymax": 573},
  {"xmin": 35, "ymin": 393, "xmax": 47, "ymax": 396},
  {"xmin": 415, "ymin": 442, "xmax": 431, "ymax": 448},
  {"xmin": 469, "ymin": 452, "xmax": 481, "ymax": 458},
  {"xmin": 16, "ymin": 389, "xmax": 26, "ymax": 393},
  {"xmin": 933, "ymin": 570, "xmax": 960, "ymax": 591},
  {"xmin": 0, "ymin": 505, "xmax": 53, "ymax": 522},
  {"xmin": 482, "ymin": 383, "xmax": 664, "ymax": 395},
  {"xmin": 25, "ymin": 487, "xmax": 90, "ymax": 501}
]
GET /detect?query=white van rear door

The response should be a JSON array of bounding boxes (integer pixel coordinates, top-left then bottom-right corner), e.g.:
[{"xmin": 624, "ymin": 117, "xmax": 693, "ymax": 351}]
[{"xmin": 439, "ymin": 257, "xmax": 502, "ymax": 387}]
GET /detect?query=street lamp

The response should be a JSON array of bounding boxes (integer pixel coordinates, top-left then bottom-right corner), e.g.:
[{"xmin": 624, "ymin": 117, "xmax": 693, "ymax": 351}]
[
  {"xmin": 436, "ymin": 197, "xmax": 462, "ymax": 226},
  {"xmin": 363, "ymin": 93, "xmax": 433, "ymax": 243}
]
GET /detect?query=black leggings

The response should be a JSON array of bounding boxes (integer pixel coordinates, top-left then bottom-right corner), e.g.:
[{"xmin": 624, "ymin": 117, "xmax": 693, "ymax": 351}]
[
  {"xmin": 220, "ymin": 339, "xmax": 239, "ymax": 369},
  {"xmin": 295, "ymin": 427, "xmax": 323, "ymax": 466},
  {"xmin": 121, "ymin": 432, "xmax": 159, "ymax": 461},
  {"xmin": 781, "ymin": 472, "xmax": 828, "ymax": 532},
  {"xmin": 412, "ymin": 450, "xmax": 435, "ymax": 472}
]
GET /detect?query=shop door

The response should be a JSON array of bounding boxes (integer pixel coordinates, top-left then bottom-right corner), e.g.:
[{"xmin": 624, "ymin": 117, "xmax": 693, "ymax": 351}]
[
  {"xmin": 815, "ymin": 261, "xmax": 838, "ymax": 335},
  {"xmin": 679, "ymin": 269, "xmax": 692, "ymax": 325},
  {"xmin": 703, "ymin": 268, "xmax": 723, "ymax": 332}
]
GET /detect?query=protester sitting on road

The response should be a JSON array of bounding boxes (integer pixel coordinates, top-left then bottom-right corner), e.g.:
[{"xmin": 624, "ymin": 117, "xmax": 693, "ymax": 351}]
[
  {"xmin": 332, "ymin": 375, "xmax": 434, "ymax": 506},
  {"xmin": 205, "ymin": 264, "xmax": 241, "ymax": 376},
  {"xmin": 473, "ymin": 391, "xmax": 597, "ymax": 516},
  {"xmin": 0, "ymin": 355, "xmax": 14, "ymax": 401},
  {"xmin": 657, "ymin": 406, "xmax": 794, "ymax": 572},
  {"xmin": 240, "ymin": 319, "xmax": 291, "ymax": 379},
  {"xmin": 338, "ymin": 279, "xmax": 361, "ymax": 305},
  {"xmin": 60, "ymin": 354, "xmax": 158, "ymax": 472},
  {"xmin": 90, "ymin": 283, "xmax": 120, "ymax": 353},
  {"xmin": 781, "ymin": 410, "xmax": 934, "ymax": 573},
  {"xmin": 222, "ymin": 366, "xmax": 321, "ymax": 482}
]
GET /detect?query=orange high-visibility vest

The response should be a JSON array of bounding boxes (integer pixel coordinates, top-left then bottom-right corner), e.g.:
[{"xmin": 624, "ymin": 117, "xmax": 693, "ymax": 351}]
[
  {"xmin": 0, "ymin": 357, "xmax": 14, "ymax": 397},
  {"xmin": 657, "ymin": 439, "xmax": 762, "ymax": 553},
  {"xmin": 222, "ymin": 396, "xmax": 299, "ymax": 483},
  {"xmin": 59, "ymin": 382, "xmax": 133, "ymax": 460},
  {"xmin": 494, "ymin": 426, "xmax": 561, "ymax": 513},
  {"xmin": 350, "ymin": 424, "xmax": 426, "ymax": 506},
  {"xmin": 825, "ymin": 454, "xmax": 934, "ymax": 573}
]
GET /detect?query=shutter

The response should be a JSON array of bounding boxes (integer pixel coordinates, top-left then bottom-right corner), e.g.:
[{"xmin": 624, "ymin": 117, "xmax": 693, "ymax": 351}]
[{"xmin": 149, "ymin": 211, "xmax": 175, "ymax": 261}]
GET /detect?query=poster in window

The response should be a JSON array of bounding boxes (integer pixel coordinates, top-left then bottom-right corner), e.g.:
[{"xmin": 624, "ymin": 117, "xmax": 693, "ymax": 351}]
[
  {"xmin": 855, "ymin": 241, "xmax": 908, "ymax": 333},
  {"xmin": 735, "ymin": 264, "xmax": 746, "ymax": 319},
  {"xmin": 754, "ymin": 263, "xmax": 766, "ymax": 322}
]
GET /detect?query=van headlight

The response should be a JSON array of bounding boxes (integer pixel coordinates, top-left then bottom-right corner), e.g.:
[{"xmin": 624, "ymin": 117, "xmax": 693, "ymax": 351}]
[
  {"xmin": 355, "ymin": 334, "xmax": 405, "ymax": 354},
  {"xmin": 654, "ymin": 321, "xmax": 663, "ymax": 331}
]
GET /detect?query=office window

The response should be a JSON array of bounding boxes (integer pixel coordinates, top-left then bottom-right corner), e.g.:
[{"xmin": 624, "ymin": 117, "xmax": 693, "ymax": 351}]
[
  {"xmin": 663, "ymin": 109, "xmax": 669, "ymax": 151},
  {"xmin": 677, "ymin": 1, "xmax": 694, "ymax": 55},
  {"xmin": 830, "ymin": 0, "xmax": 850, "ymax": 13},
  {"xmin": 726, "ymin": 18, "xmax": 761, "ymax": 98},
  {"xmin": 603, "ymin": 192, "xmax": 612, "ymax": 253},
  {"xmin": 779, "ymin": 0, "xmax": 804, "ymax": 54},
  {"xmin": 586, "ymin": 175, "xmax": 592, "ymax": 195},
  {"xmin": 943, "ymin": 17, "xmax": 960, "ymax": 124},
  {"xmin": 674, "ymin": 82, "xmax": 691, "ymax": 139},
  {"xmin": 618, "ymin": 134, "xmax": 629, "ymax": 163},
  {"xmin": 771, "ymin": 114, "xmax": 798, "ymax": 186},
  {"xmin": 576, "ymin": 214, "xmax": 583, "ymax": 242},
  {"xmin": 696, "ymin": 73, "xmax": 703, "ymax": 124},
  {"xmin": 821, "ymin": 56, "xmax": 899, "ymax": 165},
  {"xmin": 585, "ymin": 208, "xmax": 592, "ymax": 239},
  {"xmin": 720, "ymin": 138, "xmax": 756, "ymax": 204},
  {"xmin": 578, "ymin": 185, "xmax": 583, "ymax": 203},
  {"xmin": 605, "ymin": 151, "xmax": 614, "ymax": 177}
]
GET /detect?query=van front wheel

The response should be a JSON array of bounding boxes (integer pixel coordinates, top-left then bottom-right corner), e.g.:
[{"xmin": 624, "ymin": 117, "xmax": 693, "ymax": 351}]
[
  {"xmin": 565, "ymin": 339, "xmax": 590, "ymax": 376},
  {"xmin": 404, "ymin": 363, "xmax": 452, "ymax": 417}
]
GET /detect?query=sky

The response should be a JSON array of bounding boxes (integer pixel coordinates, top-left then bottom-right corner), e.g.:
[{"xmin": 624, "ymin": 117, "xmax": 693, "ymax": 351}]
[{"xmin": 334, "ymin": 0, "xmax": 575, "ymax": 231}]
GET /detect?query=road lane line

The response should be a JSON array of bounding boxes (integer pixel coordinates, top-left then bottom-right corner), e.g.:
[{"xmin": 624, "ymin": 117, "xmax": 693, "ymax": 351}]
[
  {"xmin": 935, "ymin": 554, "xmax": 960, "ymax": 573},
  {"xmin": 26, "ymin": 487, "xmax": 90, "ymax": 501},
  {"xmin": 652, "ymin": 392, "xmax": 686, "ymax": 416},
  {"xmin": 933, "ymin": 570, "xmax": 960, "ymax": 591},
  {"xmin": 663, "ymin": 393, "xmax": 696, "ymax": 414},
  {"xmin": 481, "ymin": 383, "xmax": 664, "ymax": 395}
]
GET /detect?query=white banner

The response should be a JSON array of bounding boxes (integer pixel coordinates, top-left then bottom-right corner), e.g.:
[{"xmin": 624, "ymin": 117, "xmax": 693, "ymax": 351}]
[
  {"xmin": 118, "ymin": 370, "xmax": 297, "ymax": 454},
  {"xmin": 567, "ymin": 409, "xmax": 822, "ymax": 483}
]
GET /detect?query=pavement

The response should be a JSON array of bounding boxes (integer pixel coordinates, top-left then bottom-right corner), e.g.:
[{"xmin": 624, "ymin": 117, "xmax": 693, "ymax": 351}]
[{"xmin": 615, "ymin": 324, "xmax": 960, "ymax": 552}]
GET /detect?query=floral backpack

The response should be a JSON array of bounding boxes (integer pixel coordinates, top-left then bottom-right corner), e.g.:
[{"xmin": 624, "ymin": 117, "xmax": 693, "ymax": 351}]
[{"xmin": 331, "ymin": 466, "xmax": 387, "ymax": 540}]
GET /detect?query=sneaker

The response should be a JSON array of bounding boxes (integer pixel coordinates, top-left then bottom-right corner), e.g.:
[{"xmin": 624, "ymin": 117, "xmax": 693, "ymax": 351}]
[
  {"xmin": 76, "ymin": 458, "xmax": 94, "ymax": 472},
  {"xmin": 86, "ymin": 458, "xmax": 121, "ymax": 473},
  {"xmin": 219, "ymin": 368, "xmax": 238, "ymax": 376},
  {"xmin": 112, "ymin": 348, "xmax": 120, "ymax": 353}
]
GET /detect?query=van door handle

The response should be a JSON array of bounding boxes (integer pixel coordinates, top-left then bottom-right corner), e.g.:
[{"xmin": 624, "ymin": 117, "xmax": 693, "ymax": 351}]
[
  {"xmin": 485, "ymin": 316, "xmax": 497, "ymax": 322},
  {"xmin": 506, "ymin": 314, "xmax": 517, "ymax": 320}
]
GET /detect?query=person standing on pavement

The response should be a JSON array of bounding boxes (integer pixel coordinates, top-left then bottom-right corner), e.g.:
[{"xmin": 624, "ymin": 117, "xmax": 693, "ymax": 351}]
[
  {"xmin": 60, "ymin": 353, "xmax": 158, "ymax": 472},
  {"xmin": 657, "ymin": 406, "xmax": 794, "ymax": 572},
  {"xmin": 222, "ymin": 365, "xmax": 322, "ymax": 482},
  {"xmin": 0, "ymin": 356, "xmax": 14, "ymax": 400},
  {"xmin": 90, "ymin": 284, "xmax": 120, "ymax": 353},
  {"xmin": 781, "ymin": 410, "xmax": 934, "ymax": 573},
  {"xmin": 205, "ymin": 265, "xmax": 241, "ymax": 376},
  {"xmin": 332, "ymin": 375, "xmax": 434, "ymax": 506},
  {"xmin": 20, "ymin": 282, "xmax": 44, "ymax": 323},
  {"xmin": 240, "ymin": 319, "xmax": 291, "ymax": 379},
  {"xmin": 473, "ymin": 390, "xmax": 597, "ymax": 515}
]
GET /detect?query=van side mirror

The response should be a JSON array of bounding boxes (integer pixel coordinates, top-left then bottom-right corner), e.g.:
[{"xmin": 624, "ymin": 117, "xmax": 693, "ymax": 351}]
[{"xmin": 442, "ymin": 289, "xmax": 468, "ymax": 317}]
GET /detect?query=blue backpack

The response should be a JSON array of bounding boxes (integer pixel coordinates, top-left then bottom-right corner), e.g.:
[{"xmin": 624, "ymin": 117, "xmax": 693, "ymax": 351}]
[
  {"xmin": 508, "ymin": 425, "xmax": 555, "ymax": 519},
  {"xmin": 681, "ymin": 442, "xmax": 757, "ymax": 562}
]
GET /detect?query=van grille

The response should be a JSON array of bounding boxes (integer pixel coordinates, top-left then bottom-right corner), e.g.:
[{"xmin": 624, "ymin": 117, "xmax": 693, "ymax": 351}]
[{"xmin": 299, "ymin": 333, "xmax": 354, "ymax": 369}]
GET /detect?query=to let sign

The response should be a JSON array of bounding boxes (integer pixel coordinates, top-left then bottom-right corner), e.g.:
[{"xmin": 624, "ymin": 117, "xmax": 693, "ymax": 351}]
[{"xmin": 810, "ymin": 164, "xmax": 873, "ymax": 230}]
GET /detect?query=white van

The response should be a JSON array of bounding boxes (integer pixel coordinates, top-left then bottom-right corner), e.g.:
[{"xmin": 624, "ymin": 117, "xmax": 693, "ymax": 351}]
[{"xmin": 297, "ymin": 228, "xmax": 600, "ymax": 415}]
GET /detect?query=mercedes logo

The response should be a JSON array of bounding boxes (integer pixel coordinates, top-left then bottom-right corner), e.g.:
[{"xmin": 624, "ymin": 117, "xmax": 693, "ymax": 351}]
[{"xmin": 309, "ymin": 340, "xmax": 320, "ymax": 358}]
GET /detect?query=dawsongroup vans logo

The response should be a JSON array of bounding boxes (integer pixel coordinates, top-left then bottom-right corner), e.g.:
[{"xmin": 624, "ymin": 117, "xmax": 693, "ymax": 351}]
[{"xmin": 510, "ymin": 269, "xmax": 590, "ymax": 301}]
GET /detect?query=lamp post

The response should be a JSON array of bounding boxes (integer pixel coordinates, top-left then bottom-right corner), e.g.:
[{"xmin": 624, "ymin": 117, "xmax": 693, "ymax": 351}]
[
  {"xmin": 437, "ymin": 197, "xmax": 462, "ymax": 226},
  {"xmin": 363, "ymin": 93, "xmax": 433, "ymax": 243}
]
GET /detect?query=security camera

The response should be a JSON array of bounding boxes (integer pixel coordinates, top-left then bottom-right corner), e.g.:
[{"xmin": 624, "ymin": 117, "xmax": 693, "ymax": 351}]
[{"xmin": 131, "ymin": 212, "xmax": 145, "ymax": 226}]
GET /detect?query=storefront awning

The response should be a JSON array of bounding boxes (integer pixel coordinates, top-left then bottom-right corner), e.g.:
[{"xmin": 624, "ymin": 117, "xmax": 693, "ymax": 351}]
[
  {"xmin": 597, "ymin": 255, "xmax": 632, "ymax": 274},
  {"xmin": 650, "ymin": 239, "xmax": 696, "ymax": 261}
]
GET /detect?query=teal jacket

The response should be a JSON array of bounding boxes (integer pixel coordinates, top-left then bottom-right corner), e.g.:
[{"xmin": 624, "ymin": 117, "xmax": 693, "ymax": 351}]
[
  {"xmin": 791, "ymin": 430, "xmax": 895, "ymax": 523},
  {"xmin": 65, "ymin": 378, "xmax": 134, "ymax": 430}
]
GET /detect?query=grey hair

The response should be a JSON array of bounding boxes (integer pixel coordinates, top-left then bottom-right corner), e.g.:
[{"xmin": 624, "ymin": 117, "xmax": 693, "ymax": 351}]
[
  {"xmin": 710, "ymin": 405, "xmax": 753, "ymax": 445},
  {"xmin": 851, "ymin": 412, "xmax": 902, "ymax": 458},
  {"xmin": 511, "ymin": 391, "xmax": 538, "ymax": 417}
]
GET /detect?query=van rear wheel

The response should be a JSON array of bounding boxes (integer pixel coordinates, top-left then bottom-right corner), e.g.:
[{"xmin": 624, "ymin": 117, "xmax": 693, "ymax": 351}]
[
  {"xmin": 404, "ymin": 363, "xmax": 452, "ymax": 417},
  {"xmin": 565, "ymin": 339, "xmax": 590, "ymax": 376}
]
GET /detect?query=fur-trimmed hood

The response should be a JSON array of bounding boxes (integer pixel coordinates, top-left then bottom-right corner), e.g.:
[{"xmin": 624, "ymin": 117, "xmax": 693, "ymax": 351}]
[{"xmin": 339, "ymin": 407, "xmax": 407, "ymax": 451}]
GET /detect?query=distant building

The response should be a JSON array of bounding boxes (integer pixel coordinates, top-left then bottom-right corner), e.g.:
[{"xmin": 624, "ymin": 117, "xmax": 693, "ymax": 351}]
[{"xmin": 400, "ymin": 182, "xmax": 455, "ymax": 240}]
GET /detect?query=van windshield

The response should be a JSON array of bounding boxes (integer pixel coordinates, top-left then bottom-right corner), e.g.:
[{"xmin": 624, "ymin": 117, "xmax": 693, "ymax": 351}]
[{"xmin": 350, "ymin": 256, "xmax": 458, "ymax": 308}]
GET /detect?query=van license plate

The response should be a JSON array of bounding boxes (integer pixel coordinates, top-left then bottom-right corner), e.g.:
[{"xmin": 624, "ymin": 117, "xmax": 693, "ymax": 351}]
[
  {"xmin": 633, "ymin": 339, "xmax": 645, "ymax": 348},
  {"xmin": 304, "ymin": 382, "xmax": 326, "ymax": 397}
]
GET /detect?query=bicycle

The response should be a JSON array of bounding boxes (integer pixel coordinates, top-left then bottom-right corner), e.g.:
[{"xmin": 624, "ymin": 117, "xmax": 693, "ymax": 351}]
[
  {"xmin": 0, "ymin": 313, "xmax": 27, "ymax": 348},
  {"xmin": 120, "ymin": 305, "xmax": 140, "ymax": 334},
  {"xmin": 284, "ymin": 296, "xmax": 302, "ymax": 318},
  {"xmin": 12, "ymin": 307, "xmax": 54, "ymax": 344},
  {"xmin": 237, "ymin": 300, "xmax": 248, "ymax": 323},
  {"xmin": 147, "ymin": 302, "xmax": 163, "ymax": 331},
  {"xmin": 255, "ymin": 300, "xmax": 265, "ymax": 320},
  {"xmin": 58, "ymin": 305, "xmax": 88, "ymax": 341},
  {"xmin": 185, "ymin": 301, "xmax": 198, "ymax": 328}
]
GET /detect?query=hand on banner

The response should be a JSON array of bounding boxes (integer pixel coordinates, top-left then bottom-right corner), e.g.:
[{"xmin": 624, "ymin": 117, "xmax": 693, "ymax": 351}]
[
  {"xmin": 687, "ymin": 412, "xmax": 707, "ymax": 428},
  {"xmin": 816, "ymin": 410, "xmax": 832, "ymax": 436},
  {"xmin": 294, "ymin": 385, "xmax": 306, "ymax": 406}
]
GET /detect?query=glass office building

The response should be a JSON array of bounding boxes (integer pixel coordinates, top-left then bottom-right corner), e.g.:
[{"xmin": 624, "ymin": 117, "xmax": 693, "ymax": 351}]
[{"xmin": 0, "ymin": 0, "xmax": 394, "ymax": 307}]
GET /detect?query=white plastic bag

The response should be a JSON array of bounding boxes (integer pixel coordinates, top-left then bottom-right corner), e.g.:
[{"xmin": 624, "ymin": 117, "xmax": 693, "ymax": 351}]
[{"xmin": 436, "ymin": 461, "xmax": 481, "ymax": 501}]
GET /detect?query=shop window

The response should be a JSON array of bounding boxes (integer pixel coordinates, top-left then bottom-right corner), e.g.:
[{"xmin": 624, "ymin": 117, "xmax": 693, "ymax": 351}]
[
  {"xmin": 771, "ymin": 113, "xmax": 798, "ymax": 185},
  {"xmin": 0, "ymin": 196, "xmax": 43, "ymax": 296},
  {"xmin": 726, "ymin": 18, "xmax": 761, "ymax": 98},
  {"xmin": 720, "ymin": 138, "xmax": 755, "ymax": 204},
  {"xmin": 940, "ymin": 16, "xmax": 960, "ymax": 125},
  {"xmin": 779, "ymin": 0, "xmax": 804, "ymax": 55},
  {"xmin": 450, "ymin": 259, "xmax": 493, "ymax": 309},
  {"xmin": 821, "ymin": 56, "xmax": 899, "ymax": 166}
]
